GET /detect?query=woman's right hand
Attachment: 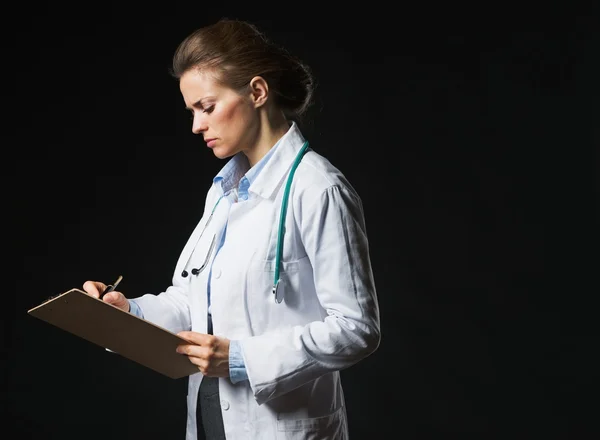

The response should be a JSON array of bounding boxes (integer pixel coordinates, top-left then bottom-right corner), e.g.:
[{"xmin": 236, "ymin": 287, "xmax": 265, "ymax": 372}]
[{"xmin": 82, "ymin": 280, "xmax": 130, "ymax": 313}]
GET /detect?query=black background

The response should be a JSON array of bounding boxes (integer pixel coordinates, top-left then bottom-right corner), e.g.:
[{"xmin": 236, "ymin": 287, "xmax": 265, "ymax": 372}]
[{"xmin": 2, "ymin": 2, "xmax": 596, "ymax": 439}]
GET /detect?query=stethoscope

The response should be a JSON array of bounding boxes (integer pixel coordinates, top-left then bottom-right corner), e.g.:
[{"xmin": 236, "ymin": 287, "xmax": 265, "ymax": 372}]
[{"xmin": 183, "ymin": 140, "xmax": 309, "ymax": 304}]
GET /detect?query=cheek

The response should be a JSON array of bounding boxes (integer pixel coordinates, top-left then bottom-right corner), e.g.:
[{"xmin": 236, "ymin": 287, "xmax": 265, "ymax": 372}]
[{"xmin": 216, "ymin": 101, "xmax": 253, "ymax": 135}]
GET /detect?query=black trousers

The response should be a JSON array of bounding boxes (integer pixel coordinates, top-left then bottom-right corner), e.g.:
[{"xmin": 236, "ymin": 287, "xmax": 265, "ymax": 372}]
[
  {"xmin": 196, "ymin": 376, "xmax": 226, "ymax": 440},
  {"xmin": 196, "ymin": 314, "xmax": 226, "ymax": 440}
]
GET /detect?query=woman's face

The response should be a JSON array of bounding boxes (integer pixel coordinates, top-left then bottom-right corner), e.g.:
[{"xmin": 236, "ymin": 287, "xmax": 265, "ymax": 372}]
[{"xmin": 180, "ymin": 69, "xmax": 258, "ymax": 160}]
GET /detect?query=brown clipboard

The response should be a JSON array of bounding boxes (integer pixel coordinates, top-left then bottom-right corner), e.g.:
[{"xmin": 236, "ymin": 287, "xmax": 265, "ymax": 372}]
[{"xmin": 27, "ymin": 288, "xmax": 199, "ymax": 379}]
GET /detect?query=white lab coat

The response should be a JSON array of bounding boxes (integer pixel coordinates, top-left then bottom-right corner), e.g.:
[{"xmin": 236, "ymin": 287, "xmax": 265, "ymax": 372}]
[{"xmin": 133, "ymin": 123, "xmax": 380, "ymax": 439}]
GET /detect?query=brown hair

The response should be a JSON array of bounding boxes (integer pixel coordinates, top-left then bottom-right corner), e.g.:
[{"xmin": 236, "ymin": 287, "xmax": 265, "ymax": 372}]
[{"xmin": 171, "ymin": 19, "xmax": 315, "ymax": 121}]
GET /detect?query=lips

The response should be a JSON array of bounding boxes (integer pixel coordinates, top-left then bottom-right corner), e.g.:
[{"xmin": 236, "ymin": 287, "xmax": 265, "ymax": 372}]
[{"xmin": 204, "ymin": 138, "xmax": 217, "ymax": 148}]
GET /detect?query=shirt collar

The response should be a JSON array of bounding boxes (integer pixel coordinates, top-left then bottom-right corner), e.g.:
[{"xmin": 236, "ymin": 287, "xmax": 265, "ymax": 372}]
[
  {"xmin": 212, "ymin": 121, "xmax": 307, "ymax": 200},
  {"xmin": 213, "ymin": 154, "xmax": 248, "ymax": 195}
]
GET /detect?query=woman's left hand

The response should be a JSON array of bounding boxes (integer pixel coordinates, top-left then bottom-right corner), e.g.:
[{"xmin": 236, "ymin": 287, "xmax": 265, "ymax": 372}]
[{"xmin": 176, "ymin": 331, "xmax": 231, "ymax": 377}]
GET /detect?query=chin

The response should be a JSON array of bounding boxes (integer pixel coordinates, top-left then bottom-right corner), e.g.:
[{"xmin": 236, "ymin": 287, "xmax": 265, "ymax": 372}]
[{"xmin": 213, "ymin": 148, "xmax": 236, "ymax": 160}]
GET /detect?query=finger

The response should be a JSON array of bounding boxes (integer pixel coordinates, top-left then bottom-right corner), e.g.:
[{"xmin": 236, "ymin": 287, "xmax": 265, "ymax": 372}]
[
  {"xmin": 177, "ymin": 331, "xmax": 210, "ymax": 345},
  {"xmin": 177, "ymin": 344, "xmax": 209, "ymax": 358},
  {"xmin": 195, "ymin": 359, "xmax": 210, "ymax": 375},
  {"xmin": 176, "ymin": 344, "xmax": 196, "ymax": 356},
  {"xmin": 82, "ymin": 281, "xmax": 104, "ymax": 298},
  {"xmin": 181, "ymin": 353, "xmax": 207, "ymax": 373}
]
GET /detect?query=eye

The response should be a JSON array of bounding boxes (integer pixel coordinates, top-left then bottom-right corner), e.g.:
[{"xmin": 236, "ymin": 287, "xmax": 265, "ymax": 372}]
[{"xmin": 203, "ymin": 106, "xmax": 214, "ymax": 114}]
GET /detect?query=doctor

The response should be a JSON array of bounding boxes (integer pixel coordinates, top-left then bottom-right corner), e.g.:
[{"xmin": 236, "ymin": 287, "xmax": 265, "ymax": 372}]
[{"xmin": 83, "ymin": 18, "xmax": 381, "ymax": 440}]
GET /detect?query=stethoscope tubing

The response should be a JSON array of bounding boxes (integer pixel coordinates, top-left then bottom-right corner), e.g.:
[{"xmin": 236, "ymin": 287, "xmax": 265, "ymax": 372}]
[
  {"xmin": 187, "ymin": 141, "xmax": 310, "ymax": 304},
  {"xmin": 273, "ymin": 140, "xmax": 309, "ymax": 302}
]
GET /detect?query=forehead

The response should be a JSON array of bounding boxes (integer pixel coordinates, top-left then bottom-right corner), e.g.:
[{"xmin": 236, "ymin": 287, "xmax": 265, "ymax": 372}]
[{"xmin": 179, "ymin": 69, "xmax": 228, "ymax": 105}]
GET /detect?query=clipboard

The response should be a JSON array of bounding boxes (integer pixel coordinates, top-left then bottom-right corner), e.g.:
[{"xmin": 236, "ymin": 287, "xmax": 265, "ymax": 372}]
[{"xmin": 27, "ymin": 288, "xmax": 199, "ymax": 379}]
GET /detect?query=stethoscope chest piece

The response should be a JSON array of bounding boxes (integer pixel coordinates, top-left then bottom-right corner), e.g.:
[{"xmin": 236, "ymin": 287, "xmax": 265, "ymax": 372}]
[{"xmin": 273, "ymin": 279, "xmax": 284, "ymax": 303}]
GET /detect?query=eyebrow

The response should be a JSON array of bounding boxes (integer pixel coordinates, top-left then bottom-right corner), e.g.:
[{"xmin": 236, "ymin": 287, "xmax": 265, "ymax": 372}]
[{"xmin": 185, "ymin": 96, "xmax": 215, "ymax": 111}]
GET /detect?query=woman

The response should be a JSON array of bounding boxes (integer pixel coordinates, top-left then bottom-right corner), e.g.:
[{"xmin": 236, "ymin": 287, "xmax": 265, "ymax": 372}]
[{"xmin": 84, "ymin": 18, "xmax": 381, "ymax": 440}]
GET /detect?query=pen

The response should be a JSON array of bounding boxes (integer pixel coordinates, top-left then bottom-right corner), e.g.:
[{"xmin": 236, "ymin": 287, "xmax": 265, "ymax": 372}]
[{"xmin": 100, "ymin": 275, "xmax": 123, "ymax": 299}]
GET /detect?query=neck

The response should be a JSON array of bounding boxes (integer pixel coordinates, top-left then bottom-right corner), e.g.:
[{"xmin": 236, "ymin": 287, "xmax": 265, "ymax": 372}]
[{"xmin": 245, "ymin": 108, "xmax": 290, "ymax": 167}]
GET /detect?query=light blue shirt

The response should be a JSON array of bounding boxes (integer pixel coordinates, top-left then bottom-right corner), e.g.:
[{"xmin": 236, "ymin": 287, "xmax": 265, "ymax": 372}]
[{"xmin": 129, "ymin": 139, "xmax": 281, "ymax": 384}]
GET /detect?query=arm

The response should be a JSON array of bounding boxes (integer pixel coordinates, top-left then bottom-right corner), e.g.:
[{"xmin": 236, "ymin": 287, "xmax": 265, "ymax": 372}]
[
  {"xmin": 240, "ymin": 184, "xmax": 381, "ymax": 404},
  {"xmin": 128, "ymin": 186, "xmax": 223, "ymax": 333},
  {"xmin": 129, "ymin": 284, "xmax": 191, "ymax": 333}
]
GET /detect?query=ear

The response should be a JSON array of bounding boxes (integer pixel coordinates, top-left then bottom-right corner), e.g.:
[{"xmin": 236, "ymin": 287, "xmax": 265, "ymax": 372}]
[{"xmin": 248, "ymin": 76, "xmax": 269, "ymax": 108}]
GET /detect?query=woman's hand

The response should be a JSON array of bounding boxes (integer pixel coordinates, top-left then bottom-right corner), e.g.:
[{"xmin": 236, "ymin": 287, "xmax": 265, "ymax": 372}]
[
  {"xmin": 177, "ymin": 332, "xmax": 230, "ymax": 377},
  {"xmin": 82, "ymin": 280, "xmax": 130, "ymax": 313}
]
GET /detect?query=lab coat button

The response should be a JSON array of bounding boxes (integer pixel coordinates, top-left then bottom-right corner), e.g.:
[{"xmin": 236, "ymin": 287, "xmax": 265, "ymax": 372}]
[
  {"xmin": 181, "ymin": 270, "xmax": 188, "ymax": 278},
  {"xmin": 214, "ymin": 268, "xmax": 222, "ymax": 279},
  {"xmin": 220, "ymin": 400, "xmax": 230, "ymax": 410}
]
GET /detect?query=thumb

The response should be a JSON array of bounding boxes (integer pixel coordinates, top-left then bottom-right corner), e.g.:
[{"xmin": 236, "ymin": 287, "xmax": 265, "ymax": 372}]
[
  {"xmin": 102, "ymin": 291, "xmax": 129, "ymax": 312},
  {"xmin": 103, "ymin": 291, "xmax": 121, "ymax": 303}
]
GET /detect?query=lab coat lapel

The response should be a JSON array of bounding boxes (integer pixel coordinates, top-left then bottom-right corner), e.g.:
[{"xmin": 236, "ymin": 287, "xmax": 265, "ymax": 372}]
[{"xmin": 249, "ymin": 122, "xmax": 308, "ymax": 201}]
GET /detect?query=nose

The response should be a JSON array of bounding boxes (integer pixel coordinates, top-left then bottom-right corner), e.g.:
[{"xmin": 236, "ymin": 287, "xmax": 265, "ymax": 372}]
[{"xmin": 192, "ymin": 112, "xmax": 208, "ymax": 135}]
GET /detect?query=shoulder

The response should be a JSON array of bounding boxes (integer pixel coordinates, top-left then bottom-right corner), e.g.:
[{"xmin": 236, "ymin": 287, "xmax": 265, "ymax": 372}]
[{"xmin": 292, "ymin": 149, "xmax": 362, "ymax": 207}]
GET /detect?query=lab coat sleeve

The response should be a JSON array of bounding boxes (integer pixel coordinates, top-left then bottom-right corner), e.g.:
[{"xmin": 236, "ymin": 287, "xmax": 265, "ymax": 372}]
[
  {"xmin": 127, "ymin": 186, "xmax": 220, "ymax": 333},
  {"xmin": 241, "ymin": 184, "xmax": 381, "ymax": 404},
  {"xmin": 128, "ymin": 283, "xmax": 191, "ymax": 334}
]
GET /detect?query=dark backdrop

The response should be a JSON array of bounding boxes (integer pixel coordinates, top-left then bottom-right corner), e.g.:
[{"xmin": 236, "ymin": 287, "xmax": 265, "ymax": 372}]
[{"xmin": 2, "ymin": 2, "xmax": 596, "ymax": 440}]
